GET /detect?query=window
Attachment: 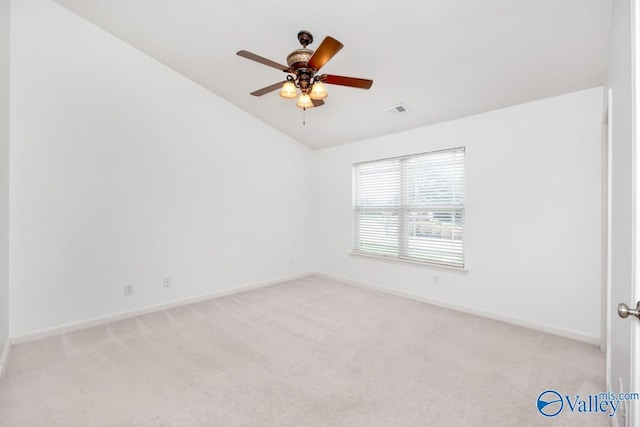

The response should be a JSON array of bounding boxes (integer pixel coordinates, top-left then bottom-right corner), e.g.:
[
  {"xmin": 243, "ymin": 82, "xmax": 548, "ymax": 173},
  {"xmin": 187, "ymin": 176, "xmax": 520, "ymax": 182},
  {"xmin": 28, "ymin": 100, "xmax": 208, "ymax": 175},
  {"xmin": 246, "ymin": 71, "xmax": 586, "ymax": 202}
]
[{"xmin": 352, "ymin": 147, "xmax": 465, "ymax": 268}]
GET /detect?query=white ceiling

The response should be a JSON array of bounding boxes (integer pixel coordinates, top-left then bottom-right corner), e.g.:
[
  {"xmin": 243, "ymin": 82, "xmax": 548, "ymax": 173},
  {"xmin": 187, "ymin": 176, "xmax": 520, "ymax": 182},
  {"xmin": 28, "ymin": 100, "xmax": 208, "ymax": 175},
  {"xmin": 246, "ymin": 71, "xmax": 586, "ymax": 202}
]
[{"xmin": 53, "ymin": 0, "xmax": 611, "ymax": 150}]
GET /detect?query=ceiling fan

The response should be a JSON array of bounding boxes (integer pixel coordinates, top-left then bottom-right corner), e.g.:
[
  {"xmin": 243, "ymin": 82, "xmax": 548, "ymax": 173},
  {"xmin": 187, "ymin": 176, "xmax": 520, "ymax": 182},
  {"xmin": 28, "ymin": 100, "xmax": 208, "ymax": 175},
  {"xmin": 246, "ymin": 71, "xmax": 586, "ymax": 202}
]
[{"xmin": 236, "ymin": 30, "xmax": 373, "ymax": 110}]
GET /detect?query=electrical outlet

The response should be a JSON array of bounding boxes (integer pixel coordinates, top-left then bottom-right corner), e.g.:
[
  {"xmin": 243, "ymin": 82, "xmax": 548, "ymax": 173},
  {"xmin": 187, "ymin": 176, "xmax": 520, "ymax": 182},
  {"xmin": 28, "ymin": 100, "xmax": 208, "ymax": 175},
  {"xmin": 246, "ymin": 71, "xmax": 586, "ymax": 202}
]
[
  {"xmin": 162, "ymin": 277, "xmax": 171, "ymax": 288},
  {"xmin": 433, "ymin": 275, "xmax": 440, "ymax": 286},
  {"xmin": 124, "ymin": 284, "xmax": 134, "ymax": 296}
]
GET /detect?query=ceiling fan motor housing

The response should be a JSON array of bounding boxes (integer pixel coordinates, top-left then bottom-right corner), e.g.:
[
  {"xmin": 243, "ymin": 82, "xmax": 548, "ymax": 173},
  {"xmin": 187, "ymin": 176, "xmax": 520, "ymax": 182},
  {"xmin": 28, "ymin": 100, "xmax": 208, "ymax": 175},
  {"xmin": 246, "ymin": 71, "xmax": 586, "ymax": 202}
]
[
  {"xmin": 287, "ymin": 49, "xmax": 316, "ymax": 93},
  {"xmin": 287, "ymin": 49, "xmax": 313, "ymax": 70}
]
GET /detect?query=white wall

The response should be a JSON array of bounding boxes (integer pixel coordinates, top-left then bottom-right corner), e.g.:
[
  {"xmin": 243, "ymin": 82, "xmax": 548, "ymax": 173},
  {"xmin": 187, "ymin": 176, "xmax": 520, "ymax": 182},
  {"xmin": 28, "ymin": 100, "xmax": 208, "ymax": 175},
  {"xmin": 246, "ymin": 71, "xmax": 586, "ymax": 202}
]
[
  {"xmin": 9, "ymin": 0, "xmax": 314, "ymax": 338},
  {"xmin": 0, "ymin": 0, "xmax": 10, "ymax": 355},
  {"xmin": 313, "ymin": 87, "xmax": 603, "ymax": 341}
]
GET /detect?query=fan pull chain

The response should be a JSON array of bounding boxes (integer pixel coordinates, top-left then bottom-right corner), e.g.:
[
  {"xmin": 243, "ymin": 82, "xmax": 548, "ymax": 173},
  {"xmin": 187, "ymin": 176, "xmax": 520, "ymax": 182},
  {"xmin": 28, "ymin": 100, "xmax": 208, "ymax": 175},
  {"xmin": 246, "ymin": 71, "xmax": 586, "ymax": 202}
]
[{"xmin": 303, "ymin": 107, "xmax": 306, "ymax": 126}]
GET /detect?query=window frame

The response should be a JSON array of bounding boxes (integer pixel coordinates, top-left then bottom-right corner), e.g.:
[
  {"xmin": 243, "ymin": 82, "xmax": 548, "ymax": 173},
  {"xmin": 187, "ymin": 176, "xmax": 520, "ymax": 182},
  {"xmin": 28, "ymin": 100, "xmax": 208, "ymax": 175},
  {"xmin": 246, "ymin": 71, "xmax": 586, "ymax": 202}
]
[{"xmin": 352, "ymin": 147, "xmax": 466, "ymax": 269}]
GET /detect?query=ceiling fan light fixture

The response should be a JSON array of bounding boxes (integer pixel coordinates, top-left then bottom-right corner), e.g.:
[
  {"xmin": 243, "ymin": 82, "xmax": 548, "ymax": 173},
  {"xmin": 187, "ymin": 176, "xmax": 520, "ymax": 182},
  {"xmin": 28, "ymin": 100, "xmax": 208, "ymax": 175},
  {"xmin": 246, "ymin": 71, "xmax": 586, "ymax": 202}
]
[
  {"xmin": 309, "ymin": 82, "xmax": 328, "ymax": 100},
  {"xmin": 296, "ymin": 93, "xmax": 314, "ymax": 109},
  {"xmin": 279, "ymin": 81, "xmax": 297, "ymax": 98},
  {"xmin": 237, "ymin": 31, "xmax": 373, "ymax": 113}
]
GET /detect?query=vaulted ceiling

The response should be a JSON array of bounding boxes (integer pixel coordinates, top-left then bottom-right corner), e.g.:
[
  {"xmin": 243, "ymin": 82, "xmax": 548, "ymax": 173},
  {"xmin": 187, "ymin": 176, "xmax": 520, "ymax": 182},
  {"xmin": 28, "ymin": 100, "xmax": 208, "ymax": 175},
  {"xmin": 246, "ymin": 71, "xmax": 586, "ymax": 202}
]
[{"xmin": 53, "ymin": 0, "xmax": 611, "ymax": 150}]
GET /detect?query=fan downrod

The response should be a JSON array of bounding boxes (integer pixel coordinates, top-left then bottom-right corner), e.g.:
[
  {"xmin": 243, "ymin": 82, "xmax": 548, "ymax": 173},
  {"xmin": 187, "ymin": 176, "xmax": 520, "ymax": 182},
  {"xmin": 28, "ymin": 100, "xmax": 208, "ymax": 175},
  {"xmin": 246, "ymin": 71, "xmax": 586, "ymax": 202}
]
[{"xmin": 297, "ymin": 30, "xmax": 313, "ymax": 48}]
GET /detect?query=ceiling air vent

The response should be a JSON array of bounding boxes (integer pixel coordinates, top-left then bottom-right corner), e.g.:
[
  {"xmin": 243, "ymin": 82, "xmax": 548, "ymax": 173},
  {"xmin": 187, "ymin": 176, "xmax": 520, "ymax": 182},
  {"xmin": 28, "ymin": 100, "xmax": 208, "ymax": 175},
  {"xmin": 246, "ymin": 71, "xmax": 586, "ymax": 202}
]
[{"xmin": 379, "ymin": 103, "xmax": 409, "ymax": 118}]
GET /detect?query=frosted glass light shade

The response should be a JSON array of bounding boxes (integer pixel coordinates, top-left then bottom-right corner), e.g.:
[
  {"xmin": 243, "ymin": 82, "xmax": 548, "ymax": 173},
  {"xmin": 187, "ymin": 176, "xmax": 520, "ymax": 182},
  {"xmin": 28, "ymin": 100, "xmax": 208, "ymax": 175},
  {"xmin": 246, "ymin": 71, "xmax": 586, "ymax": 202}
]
[
  {"xmin": 279, "ymin": 81, "xmax": 297, "ymax": 98},
  {"xmin": 296, "ymin": 94, "xmax": 314, "ymax": 109},
  {"xmin": 309, "ymin": 82, "xmax": 328, "ymax": 100}
]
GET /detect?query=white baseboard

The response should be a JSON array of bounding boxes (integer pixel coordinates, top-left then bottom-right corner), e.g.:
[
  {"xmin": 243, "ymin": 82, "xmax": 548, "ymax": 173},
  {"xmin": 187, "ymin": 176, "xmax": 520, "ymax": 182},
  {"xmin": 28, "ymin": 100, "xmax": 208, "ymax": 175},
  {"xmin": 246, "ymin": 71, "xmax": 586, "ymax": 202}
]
[
  {"xmin": 12, "ymin": 272, "xmax": 314, "ymax": 344},
  {"xmin": 0, "ymin": 337, "xmax": 10, "ymax": 379},
  {"xmin": 314, "ymin": 272, "xmax": 601, "ymax": 346}
]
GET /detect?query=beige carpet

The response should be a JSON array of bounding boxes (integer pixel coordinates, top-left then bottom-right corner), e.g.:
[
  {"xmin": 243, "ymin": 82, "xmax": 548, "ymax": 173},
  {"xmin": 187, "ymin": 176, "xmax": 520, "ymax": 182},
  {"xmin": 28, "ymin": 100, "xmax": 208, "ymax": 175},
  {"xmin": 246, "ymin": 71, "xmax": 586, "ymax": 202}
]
[{"xmin": 0, "ymin": 275, "xmax": 606, "ymax": 426}]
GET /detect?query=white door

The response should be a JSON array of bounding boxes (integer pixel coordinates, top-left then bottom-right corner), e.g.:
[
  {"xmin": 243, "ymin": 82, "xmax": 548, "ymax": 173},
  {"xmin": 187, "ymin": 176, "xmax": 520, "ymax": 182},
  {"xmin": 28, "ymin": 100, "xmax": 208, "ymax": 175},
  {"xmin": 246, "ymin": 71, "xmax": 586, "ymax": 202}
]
[{"xmin": 608, "ymin": 1, "xmax": 640, "ymax": 426}]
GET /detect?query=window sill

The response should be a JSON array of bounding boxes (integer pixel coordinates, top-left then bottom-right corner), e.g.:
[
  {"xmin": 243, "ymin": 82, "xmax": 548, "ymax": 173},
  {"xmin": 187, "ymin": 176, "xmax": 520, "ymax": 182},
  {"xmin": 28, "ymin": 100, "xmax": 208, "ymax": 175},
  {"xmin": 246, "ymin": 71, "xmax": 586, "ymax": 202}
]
[{"xmin": 349, "ymin": 251, "xmax": 469, "ymax": 272}]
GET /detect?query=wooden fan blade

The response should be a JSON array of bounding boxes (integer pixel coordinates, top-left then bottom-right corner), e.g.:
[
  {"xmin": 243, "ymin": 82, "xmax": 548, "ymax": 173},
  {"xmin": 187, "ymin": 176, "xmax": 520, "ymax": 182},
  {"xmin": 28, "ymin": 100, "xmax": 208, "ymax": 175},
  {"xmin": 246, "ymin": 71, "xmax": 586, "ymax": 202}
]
[
  {"xmin": 320, "ymin": 74, "xmax": 373, "ymax": 89},
  {"xmin": 236, "ymin": 50, "xmax": 289, "ymax": 72},
  {"xmin": 250, "ymin": 81, "xmax": 286, "ymax": 97},
  {"xmin": 311, "ymin": 99, "xmax": 325, "ymax": 107},
  {"xmin": 307, "ymin": 37, "xmax": 344, "ymax": 71}
]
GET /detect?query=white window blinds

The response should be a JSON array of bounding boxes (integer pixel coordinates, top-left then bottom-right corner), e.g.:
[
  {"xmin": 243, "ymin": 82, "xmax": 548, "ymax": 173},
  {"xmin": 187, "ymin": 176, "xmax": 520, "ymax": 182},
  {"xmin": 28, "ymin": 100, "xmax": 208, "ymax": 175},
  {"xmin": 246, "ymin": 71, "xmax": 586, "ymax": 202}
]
[{"xmin": 353, "ymin": 147, "xmax": 465, "ymax": 268}]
